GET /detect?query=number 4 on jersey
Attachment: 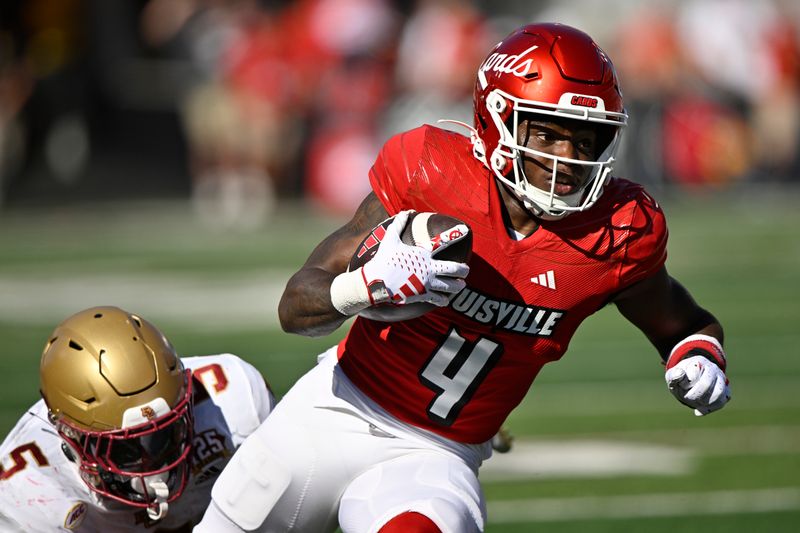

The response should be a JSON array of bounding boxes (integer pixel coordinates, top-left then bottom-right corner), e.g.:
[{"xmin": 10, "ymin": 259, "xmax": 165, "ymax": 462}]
[{"xmin": 419, "ymin": 328, "xmax": 502, "ymax": 426}]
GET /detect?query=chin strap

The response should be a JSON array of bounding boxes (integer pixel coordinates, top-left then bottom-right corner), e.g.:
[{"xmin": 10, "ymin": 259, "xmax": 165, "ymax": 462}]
[
  {"xmin": 436, "ymin": 119, "xmax": 489, "ymax": 167},
  {"xmin": 145, "ymin": 480, "xmax": 169, "ymax": 521},
  {"xmin": 131, "ymin": 474, "xmax": 170, "ymax": 521}
]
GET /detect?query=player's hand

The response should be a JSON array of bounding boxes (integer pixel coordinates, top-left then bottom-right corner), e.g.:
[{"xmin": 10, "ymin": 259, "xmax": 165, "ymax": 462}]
[
  {"xmin": 491, "ymin": 426, "xmax": 514, "ymax": 454},
  {"xmin": 665, "ymin": 355, "xmax": 730, "ymax": 416},
  {"xmin": 664, "ymin": 334, "xmax": 730, "ymax": 416},
  {"xmin": 361, "ymin": 210, "xmax": 469, "ymax": 307},
  {"xmin": 330, "ymin": 211, "xmax": 469, "ymax": 316}
]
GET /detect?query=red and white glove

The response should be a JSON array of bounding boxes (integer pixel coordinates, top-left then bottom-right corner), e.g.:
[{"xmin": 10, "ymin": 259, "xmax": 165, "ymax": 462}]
[
  {"xmin": 664, "ymin": 334, "xmax": 731, "ymax": 416},
  {"xmin": 330, "ymin": 211, "xmax": 470, "ymax": 316}
]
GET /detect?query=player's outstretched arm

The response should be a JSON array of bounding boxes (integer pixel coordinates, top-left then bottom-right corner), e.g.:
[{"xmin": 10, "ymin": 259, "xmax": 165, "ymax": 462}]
[
  {"xmin": 278, "ymin": 193, "xmax": 389, "ymax": 337},
  {"xmin": 613, "ymin": 266, "xmax": 730, "ymax": 415}
]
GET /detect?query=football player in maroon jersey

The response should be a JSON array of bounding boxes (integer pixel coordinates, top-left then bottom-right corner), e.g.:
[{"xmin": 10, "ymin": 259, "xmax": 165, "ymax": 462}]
[{"xmin": 196, "ymin": 23, "xmax": 730, "ymax": 533}]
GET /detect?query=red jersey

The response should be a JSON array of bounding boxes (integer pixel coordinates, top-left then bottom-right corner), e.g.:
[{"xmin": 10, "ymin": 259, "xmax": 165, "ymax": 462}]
[{"xmin": 338, "ymin": 125, "xmax": 667, "ymax": 443}]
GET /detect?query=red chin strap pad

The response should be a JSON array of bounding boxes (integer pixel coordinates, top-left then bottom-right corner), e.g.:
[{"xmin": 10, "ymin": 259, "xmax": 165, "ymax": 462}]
[{"xmin": 378, "ymin": 512, "xmax": 442, "ymax": 533}]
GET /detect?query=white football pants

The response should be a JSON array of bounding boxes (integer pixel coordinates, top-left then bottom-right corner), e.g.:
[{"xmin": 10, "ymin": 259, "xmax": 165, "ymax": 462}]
[{"xmin": 193, "ymin": 348, "xmax": 488, "ymax": 533}]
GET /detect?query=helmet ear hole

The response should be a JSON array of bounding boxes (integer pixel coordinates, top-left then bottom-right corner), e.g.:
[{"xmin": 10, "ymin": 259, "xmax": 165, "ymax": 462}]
[{"xmin": 476, "ymin": 112, "xmax": 488, "ymax": 131}]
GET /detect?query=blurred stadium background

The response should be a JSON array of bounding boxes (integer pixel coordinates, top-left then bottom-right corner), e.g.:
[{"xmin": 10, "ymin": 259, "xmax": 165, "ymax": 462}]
[{"xmin": 1, "ymin": 0, "xmax": 799, "ymax": 531}]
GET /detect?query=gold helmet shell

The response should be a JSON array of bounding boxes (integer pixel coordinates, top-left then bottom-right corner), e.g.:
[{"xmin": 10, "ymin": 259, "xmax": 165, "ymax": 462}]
[
  {"xmin": 40, "ymin": 307, "xmax": 194, "ymax": 515},
  {"xmin": 40, "ymin": 306, "xmax": 185, "ymax": 430}
]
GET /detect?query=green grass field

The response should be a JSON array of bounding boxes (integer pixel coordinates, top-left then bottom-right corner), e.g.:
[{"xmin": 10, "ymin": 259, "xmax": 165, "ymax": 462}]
[{"xmin": 1, "ymin": 188, "xmax": 798, "ymax": 531}]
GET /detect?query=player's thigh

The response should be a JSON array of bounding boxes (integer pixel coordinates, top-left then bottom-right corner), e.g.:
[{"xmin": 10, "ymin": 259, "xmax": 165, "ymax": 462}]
[
  {"xmin": 338, "ymin": 451, "xmax": 486, "ymax": 533},
  {"xmin": 208, "ymin": 382, "xmax": 355, "ymax": 531}
]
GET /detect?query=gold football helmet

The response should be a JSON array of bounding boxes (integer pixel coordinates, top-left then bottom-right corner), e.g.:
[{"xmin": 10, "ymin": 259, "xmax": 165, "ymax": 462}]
[{"xmin": 40, "ymin": 306, "xmax": 194, "ymax": 520}]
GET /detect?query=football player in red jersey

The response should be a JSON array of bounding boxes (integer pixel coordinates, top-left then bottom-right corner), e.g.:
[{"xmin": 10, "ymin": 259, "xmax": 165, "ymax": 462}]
[{"xmin": 196, "ymin": 23, "xmax": 731, "ymax": 533}]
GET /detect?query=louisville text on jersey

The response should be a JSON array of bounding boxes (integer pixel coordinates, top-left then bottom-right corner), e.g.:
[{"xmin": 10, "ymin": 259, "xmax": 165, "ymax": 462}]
[{"xmin": 449, "ymin": 287, "xmax": 565, "ymax": 336}]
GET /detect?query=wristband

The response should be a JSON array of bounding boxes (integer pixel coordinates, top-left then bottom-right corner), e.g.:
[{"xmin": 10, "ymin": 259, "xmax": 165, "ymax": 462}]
[
  {"xmin": 666, "ymin": 334, "xmax": 727, "ymax": 372},
  {"xmin": 329, "ymin": 268, "xmax": 371, "ymax": 316}
]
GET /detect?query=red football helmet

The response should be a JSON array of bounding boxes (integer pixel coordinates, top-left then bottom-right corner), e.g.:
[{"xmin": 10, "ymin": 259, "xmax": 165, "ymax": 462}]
[{"xmin": 472, "ymin": 23, "xmax": 627, "ymax": 218}]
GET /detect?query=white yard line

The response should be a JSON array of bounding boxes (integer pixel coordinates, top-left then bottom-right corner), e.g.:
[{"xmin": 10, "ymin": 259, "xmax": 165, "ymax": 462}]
[
  {"xmin": 487, "ymin": 487, "xmax": 800, "ymax": 522},
  {"xmin": 481, "ymin": 440, "xmax": 693, "ymax": 481},
  {"xmin": 0, "ymin": 273, "xmax": 289, "ymax": 329}
]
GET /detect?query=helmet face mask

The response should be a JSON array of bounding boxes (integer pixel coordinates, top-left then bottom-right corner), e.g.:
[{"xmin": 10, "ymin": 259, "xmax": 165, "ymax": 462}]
[
  {"xmin": 56, "ymin": 373, "xmax": 194, "ymax": 509},
  {"xmin": 473, "ymin": 23, "xmax": 628, "ymax": 219},
  {"xmin": 40, "ymin": 306, "xmax": 195, "ymax": 518}
]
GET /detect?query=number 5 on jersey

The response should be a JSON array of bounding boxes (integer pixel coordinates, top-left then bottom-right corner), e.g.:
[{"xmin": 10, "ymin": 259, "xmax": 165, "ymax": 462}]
[{"xmin": 419, "ymin": 328, "xmax": 502, "ymax": 426}]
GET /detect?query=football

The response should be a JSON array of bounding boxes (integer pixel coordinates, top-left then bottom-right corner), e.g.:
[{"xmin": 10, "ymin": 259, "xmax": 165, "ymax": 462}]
[{"xmin": 348, "ymin": 212, "xmax": 472, "ymax": 322}]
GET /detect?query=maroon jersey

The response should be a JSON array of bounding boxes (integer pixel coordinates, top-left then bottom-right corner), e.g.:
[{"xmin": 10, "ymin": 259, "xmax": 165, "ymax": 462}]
[{"xmin": 338, "ymin": 125, "xmax": 667, "ymax": 443}]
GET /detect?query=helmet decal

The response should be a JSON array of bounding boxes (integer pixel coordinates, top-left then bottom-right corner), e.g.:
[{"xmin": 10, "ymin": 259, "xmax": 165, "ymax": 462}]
[
  {"xmin": 479, "ymin": 44, "xmax": 539, "ymax": 84},
  {"xmin": 570, "ymin": 95, "xmax": 598, "ymax": 108}
]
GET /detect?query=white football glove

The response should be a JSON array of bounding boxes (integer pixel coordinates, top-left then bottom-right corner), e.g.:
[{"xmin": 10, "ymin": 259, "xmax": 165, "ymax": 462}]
[
  {"xmin": 331, "ymin": 211, "xmax": 469, "ymax": 316},
  {"xmin": 664, "ymin": 334, "xmax": 731, "ymax": 416}
]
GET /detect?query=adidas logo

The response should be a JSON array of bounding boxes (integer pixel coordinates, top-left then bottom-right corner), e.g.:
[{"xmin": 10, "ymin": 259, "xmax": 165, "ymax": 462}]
[
  {"xmin": 391, "ymin": 274, "xmax": 425, "ymax": 302},
  {"xmin": 530, "ymin": 270, "xmax": 556, "ymax": 290}
]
